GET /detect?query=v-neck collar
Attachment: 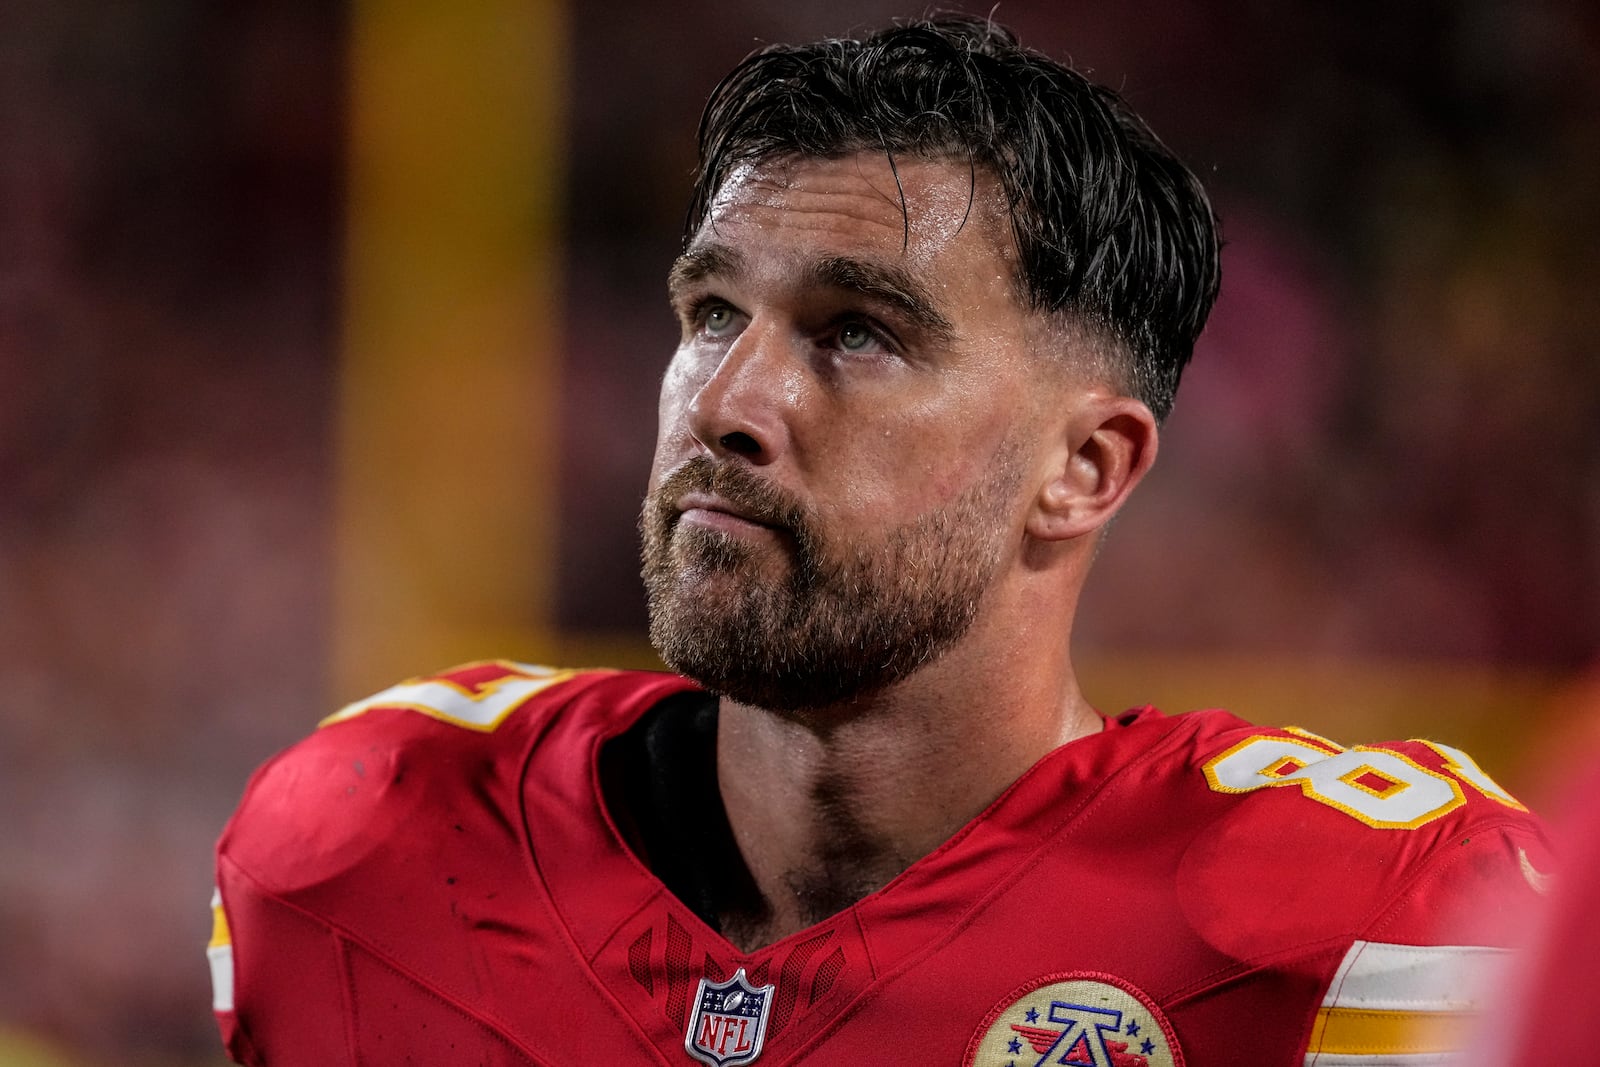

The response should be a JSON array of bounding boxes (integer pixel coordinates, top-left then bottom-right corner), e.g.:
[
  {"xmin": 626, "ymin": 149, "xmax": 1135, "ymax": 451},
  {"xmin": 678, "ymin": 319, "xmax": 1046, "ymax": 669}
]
[{"xmin": 522, "ymin": 673, "xmax": 1174, "ymax": 976}]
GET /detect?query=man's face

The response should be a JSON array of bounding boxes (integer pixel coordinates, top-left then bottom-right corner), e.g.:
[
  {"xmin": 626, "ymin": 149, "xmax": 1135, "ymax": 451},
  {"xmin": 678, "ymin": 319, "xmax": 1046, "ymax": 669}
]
[{"xmin": 641, "ymin": 152, "xmax": 1050, "ymax": 711}]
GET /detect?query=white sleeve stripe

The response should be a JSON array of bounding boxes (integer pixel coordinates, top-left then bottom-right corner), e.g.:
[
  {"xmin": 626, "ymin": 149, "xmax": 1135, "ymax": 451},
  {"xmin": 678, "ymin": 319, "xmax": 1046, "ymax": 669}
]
[
  {"xmin": 1306, "ymin": 1055, "xmax": 1456, "ymax": 1066},
  {"xmin": 1321, "ymin": 940, "xmax": 1508, "ymax": 1011},
  {"xmin": 208, "ymin": 943, "xmax": 235, "ymax": 1013}
]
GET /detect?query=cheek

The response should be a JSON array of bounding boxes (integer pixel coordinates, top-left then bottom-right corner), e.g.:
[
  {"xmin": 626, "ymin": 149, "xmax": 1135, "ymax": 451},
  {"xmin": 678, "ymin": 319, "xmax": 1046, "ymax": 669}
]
[
  {"xmin": 837, "ymin": 404, "xmax": 1025, "ymax": 516},
  {"xmin": 644, "ymin": 367, "xmax": 686, "ymax": 492},
  {"xmin": 822, "ymin": 424, "xmax": 957, "ymax": 517},
  {"xmin": 659, "ymin": 346, "xmax": 703, "ymax": 408},
  {"xmin": 653, "ymin": 348, "xmax": 703, "ymax": 434}
]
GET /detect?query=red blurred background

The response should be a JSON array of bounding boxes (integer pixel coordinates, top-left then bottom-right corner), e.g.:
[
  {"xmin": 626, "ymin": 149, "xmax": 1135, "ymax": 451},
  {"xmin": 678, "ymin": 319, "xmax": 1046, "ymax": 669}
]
[{"xmin": 2, "ymin": 2, "xmax": 1595, "ymax": 1063}]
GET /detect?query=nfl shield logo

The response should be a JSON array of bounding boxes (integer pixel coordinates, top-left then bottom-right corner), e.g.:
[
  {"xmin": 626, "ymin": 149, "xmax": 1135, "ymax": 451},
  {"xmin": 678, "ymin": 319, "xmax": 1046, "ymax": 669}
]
[{"xmin": 683, "ymin": 968, "xmax": 774, "ymax": 1066}]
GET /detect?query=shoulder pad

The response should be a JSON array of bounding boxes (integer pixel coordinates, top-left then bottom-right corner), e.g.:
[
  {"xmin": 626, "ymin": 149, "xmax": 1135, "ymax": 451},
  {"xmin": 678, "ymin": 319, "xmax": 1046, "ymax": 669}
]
[
  {"xmin": 1176, "ymin": 722, "xmax": 1546, "ymax": 958},
  {"xmin": 218, "ymin": 662, "xmax": 614, "ymax": 896}
]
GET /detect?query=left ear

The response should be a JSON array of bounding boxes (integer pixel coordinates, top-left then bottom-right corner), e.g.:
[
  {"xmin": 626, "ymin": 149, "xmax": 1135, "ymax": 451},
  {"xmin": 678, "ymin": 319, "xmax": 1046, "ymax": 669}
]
[{"xmin": 1026, "ymin": 393, "xmax": 1160, "ymax": 542}]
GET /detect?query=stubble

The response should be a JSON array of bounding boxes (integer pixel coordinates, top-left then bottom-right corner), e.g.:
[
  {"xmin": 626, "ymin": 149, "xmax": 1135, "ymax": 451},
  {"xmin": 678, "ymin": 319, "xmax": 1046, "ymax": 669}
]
[{"xmin": 639, "ymin": 450, "xmax": 1022, "ymax": 711}]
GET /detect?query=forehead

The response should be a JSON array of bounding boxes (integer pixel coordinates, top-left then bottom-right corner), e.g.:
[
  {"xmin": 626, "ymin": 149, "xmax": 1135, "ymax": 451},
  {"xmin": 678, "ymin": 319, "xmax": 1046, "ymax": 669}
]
[{"xmin": 691, "ymin": 152, "xmax": 1017, "ymax": 279}]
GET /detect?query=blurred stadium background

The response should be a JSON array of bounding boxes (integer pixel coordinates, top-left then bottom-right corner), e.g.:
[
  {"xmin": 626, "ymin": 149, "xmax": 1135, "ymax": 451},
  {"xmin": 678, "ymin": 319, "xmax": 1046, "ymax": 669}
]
[{"xmin": 1, "ymin": 1, "xmax": 1595, "ymax": 1063}]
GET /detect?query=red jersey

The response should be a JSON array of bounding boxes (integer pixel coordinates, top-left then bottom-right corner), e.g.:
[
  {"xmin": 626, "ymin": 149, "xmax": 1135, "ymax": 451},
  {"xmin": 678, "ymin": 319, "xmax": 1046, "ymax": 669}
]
[{"xmin": 210, "ymin": 661, "xmax": 1547, "ymax": 1066}]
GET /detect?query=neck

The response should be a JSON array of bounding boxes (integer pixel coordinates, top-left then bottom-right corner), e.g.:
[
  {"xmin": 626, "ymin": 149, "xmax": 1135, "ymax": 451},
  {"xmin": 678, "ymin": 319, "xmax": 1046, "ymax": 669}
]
[{"xmin": 712, "ymin": 635, "xmax": 1100, "ymax": 951}]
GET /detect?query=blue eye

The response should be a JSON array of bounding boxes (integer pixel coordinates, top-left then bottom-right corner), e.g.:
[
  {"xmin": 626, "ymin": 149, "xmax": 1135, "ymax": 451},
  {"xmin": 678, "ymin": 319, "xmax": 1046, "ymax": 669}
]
[
  {"xmin": 703, "ymin": 304, "xmax": 736, "ymax": 335},
  {"xmin": 838, "ymin": 321, "xmax": 872, "ymax": 350}
]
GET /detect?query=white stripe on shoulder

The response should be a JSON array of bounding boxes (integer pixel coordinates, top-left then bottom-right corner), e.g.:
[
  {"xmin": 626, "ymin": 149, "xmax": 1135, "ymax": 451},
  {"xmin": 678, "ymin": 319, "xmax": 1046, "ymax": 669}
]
[
  {"xmin": 208, "ymin": 943, "xmax": 234, "ymax": 1012},
  {"xmin": 1322, "ymin": 940, "xmax": 1508, "ymax": 1012},
  {"xmin": 1306, "ymin": 1055, "xmax": 1456, "ymax": 1066},
  {"xmin": 208, "ymin": 886, "xmax": 235, "ymax": 1012}
]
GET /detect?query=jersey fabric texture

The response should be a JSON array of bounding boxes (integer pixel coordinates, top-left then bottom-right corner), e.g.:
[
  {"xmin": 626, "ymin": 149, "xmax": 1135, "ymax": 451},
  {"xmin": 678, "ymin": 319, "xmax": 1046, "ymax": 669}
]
[{"xmin": 210, "ymin": 661, "xmax": 1547, "ymax": 1066}]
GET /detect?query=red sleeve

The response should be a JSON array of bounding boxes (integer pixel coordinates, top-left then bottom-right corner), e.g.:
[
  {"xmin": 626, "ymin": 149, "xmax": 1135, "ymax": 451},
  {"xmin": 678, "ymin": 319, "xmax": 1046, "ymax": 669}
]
[
  {"xmin": 213, "ymin": 857, "xmax": 353, "ymax": 1066},
  {"xmin": 1178, "ymin": 721, "xmax": 1551, "ymax": 1063},
  {"xmin": 1304, "ymin": 773, "xmax": 1550, "ymax": 1065},
  {"xmin": 206, "ymin": 661, "xmax": 630, "ymax": 1064},
  {"xmin": 1367, "ymin": 819, "xmax": 1551, "ymax": 947}
]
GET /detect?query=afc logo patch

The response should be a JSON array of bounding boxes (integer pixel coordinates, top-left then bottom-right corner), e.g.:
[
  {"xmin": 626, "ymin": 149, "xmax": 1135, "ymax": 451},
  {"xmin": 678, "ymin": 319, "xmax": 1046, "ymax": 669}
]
[
  {"xmin": 964, "ymin": 973, "xmax": 1183, "ymax": 1067},
  {"xmin": 684, "ymin": 968, "xmax": 775, "ymax": 1066}
]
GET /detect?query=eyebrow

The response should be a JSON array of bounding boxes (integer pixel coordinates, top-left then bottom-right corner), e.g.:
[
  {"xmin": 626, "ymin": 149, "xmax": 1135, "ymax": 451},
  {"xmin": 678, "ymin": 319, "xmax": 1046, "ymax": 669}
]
[
  {"xmin": 668, "ymin": 242, "xmax": 956, "ymax": 343},
  {"xmin": 808, "ymin": 255, "xmax": 955, "ymax": 343},
  {"xmin": 667, "ymin": 244, "xmax": 744, "ymax": 304}
]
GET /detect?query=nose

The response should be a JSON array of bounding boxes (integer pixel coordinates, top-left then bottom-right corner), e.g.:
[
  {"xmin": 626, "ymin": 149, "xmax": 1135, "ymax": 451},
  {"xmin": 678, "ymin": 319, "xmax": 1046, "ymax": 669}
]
[{"xmin": 683, "ymin": 320, "xmax": 795, "ymax": 464}]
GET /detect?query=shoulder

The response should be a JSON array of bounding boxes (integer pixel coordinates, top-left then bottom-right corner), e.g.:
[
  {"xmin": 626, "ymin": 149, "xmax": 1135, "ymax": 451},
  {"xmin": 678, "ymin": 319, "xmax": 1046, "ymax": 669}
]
[
  {"xmin": 216, "ymin": 660, "xmax": 697, "ymax": 895},
  {"xmin": 1157, "ymin": 710, "xmax": 1548, "ymax": 947}
]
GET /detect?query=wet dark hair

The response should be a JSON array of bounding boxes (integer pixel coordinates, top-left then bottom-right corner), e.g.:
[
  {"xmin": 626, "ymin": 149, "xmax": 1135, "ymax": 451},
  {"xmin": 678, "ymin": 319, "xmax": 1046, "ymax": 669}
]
[{"xmin": 686, "ymin": 14, "xmax": 1220, "ymax": 421}]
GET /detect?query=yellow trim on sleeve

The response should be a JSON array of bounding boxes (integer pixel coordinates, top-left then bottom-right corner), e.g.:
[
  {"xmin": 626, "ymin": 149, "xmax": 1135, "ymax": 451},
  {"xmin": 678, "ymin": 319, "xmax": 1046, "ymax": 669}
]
[
  {"xmin": 1308, "ymin": 1006, "xmax": 1472, "ymax": 1056},
  {"xmin": 209, "ymin": 895, "xmax": 231, "ymax": 950}
]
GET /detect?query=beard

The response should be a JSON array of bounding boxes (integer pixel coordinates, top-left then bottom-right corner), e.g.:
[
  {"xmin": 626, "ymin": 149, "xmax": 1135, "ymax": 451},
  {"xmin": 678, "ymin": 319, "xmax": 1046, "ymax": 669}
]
[{"xmin": 639, "ymin": 450, "xmax": 1022, "ymax": 712}]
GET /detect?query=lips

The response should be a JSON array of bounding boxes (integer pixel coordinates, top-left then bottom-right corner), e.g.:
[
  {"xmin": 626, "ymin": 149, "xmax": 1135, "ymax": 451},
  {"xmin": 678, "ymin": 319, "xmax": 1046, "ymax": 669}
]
[
  {"xmin": 648, "ymin": 455, "xmax": 807, "ymax": 547},
  {"xmin": 675, "ymin": 491, "xmax": 779, "ymax": 530}
]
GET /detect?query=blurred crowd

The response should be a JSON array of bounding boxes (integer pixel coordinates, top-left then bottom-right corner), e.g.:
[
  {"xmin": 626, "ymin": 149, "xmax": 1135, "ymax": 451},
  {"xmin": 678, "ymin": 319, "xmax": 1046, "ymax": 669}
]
[{"xmin": 1, "ymin": 1, "xmax": 1595, "ymax": 1063}]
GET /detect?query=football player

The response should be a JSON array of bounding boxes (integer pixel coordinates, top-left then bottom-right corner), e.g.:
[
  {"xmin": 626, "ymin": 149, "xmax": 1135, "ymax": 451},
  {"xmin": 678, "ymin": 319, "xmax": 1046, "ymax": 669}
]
[{"xmin": 211, "ymin": 16, "xmax": 1547, "ymax": 1066}]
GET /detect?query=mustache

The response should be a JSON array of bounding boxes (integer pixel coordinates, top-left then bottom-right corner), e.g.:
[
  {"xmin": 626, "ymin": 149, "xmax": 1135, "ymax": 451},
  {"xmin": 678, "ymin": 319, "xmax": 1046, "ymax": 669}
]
[{"xmin": 651, "ymin": 456, "xmax": 810, "ymax": 532}]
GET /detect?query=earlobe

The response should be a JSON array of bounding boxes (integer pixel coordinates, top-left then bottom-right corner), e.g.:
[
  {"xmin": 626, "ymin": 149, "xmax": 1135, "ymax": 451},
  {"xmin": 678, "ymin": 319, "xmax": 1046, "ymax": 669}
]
[{"xmin": 1026, "ymin": 397, "xmax": 1159, "ymax": 542}]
